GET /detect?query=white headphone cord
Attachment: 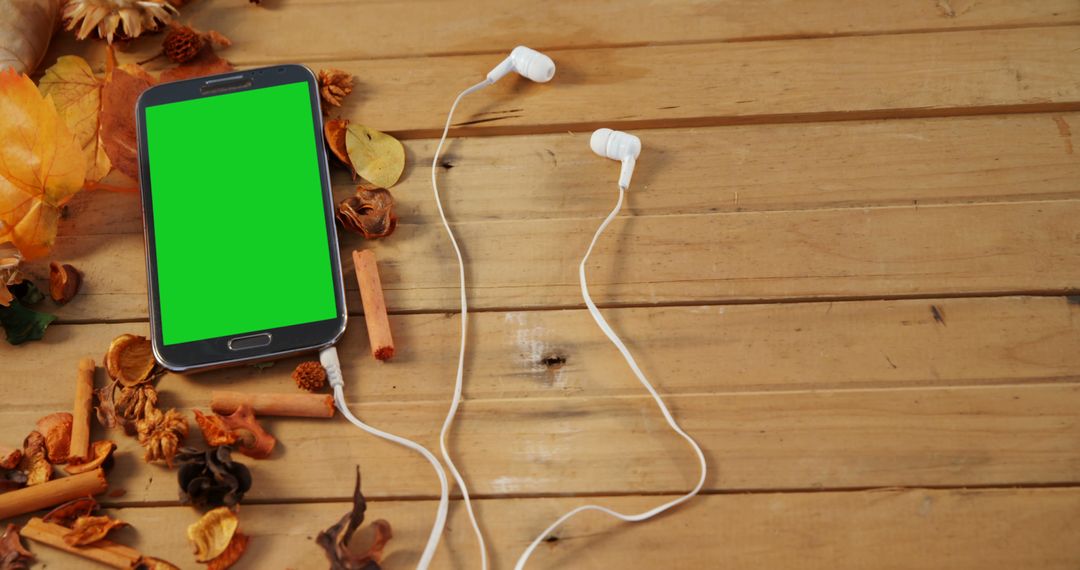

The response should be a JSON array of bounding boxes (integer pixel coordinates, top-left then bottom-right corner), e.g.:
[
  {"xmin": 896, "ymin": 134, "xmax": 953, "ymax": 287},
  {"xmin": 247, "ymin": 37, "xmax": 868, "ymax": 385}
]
[
  {"xmin": 430, "ymin": 79, "xmax": 494, "ymax": 570},
  {"xmin": 320, "ymin": 346, "xmax": 450, "ymax": 570},
  {"xmin": 513, "ymin": 183, "xmax": 708, "ymax": 569}
]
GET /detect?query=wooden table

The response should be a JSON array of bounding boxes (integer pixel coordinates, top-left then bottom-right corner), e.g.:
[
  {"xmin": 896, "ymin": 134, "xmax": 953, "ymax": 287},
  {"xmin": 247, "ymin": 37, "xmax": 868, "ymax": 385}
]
[{"xmin": 4, "ymin": 1, "xmax": 1080, "ymax": 568}]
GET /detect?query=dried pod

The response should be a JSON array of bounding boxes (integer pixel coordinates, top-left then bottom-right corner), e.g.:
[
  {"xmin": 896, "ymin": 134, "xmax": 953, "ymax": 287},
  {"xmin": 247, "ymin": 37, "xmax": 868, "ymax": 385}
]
[
  {"xmin": 0, "ymin": 468, "xmax": 28, "ymax": 491},
  {"xmin": 0, "ymin": 523, "xmax": 33, "ymax": 569},
  {"xmin": 63, "ymin": 0, "xmax": 177, "ymax": 43},
  {"xmin": 105, "ymin": 334, "xmax": 157, "ymax": 387},
  {"xmin": 218, "ymin": 405, "xmax": 276, "ymax": 460},
  {"xmin": 66, "ymin": 440, "xmax": 117, "ymax": 474},
  {"xmin": 207, "ymin": 532, "xmax": 249, "ymax": 570},
  {"xmin": 292, "ymin": 361, "xmax": 327, "ymax": 392},
  {"xmin": 48, "ymin": 262, "xmax": 81, "ymax": 304},
  {"xmin": 94, "ymin": 379, "xmax": 127, "ymax": 432},
  {"xmin": 43, "ymin": 497, "xmax": 99, "ymax": 526},
  {"xmin": 18, "ymin": 431, "xmax": 51, "ymax": 485},
  {"xmin": 194, "ymin": 410, "xmax": 238, "ymax": 448},
  {"xmin": 116, "ymin": 383, "xmax": 159, "ymax": 424},
  {"xmin": 63, "ymin": 514, "xmax": 128, "ymax": 546},
  {"xmin": 35, "ymin": 412, "xmax": 73, "ymax": 464},
  {"xmin": 162, "ymin": 23, "xmax": 204, "ymax": 63},
  {"xmin": 176, "ymin": 447, "xmax": 252, "ymax": 508},
  {"xmin": 317, "ymin": 68, "xmax": 353, "ymax": 111},
  {"xmin": 336, "ymin": 188, "xmax": 397, "ymax": 239},
  {"xmin": 317, "ymin": 466, "xmax": 393, "ymax": 569},
  {"xmin": 0, "ymin": 445, "xmax": 20, "ymax": 469},
  {"xmin": 187, "ymin": 506, "xmax": 238, "ymax": 562},
  {"xmin": 136, "ymin": 407, "xmax": 188, "ymax": 467}
]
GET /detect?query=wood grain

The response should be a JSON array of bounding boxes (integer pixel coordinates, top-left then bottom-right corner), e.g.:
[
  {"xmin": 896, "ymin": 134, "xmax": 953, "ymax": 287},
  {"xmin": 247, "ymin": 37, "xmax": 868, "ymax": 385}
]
[
  {"xmin": 34, "ymin": 199, "xmax": 1080, "ymax": 320},
  {"xmin": 4, "ymin": 297, "xmax": 1078, "ymax": 408},
  {"xmin": 22, "ymin": 489, "xmax": 1080, "ymax": 570}
]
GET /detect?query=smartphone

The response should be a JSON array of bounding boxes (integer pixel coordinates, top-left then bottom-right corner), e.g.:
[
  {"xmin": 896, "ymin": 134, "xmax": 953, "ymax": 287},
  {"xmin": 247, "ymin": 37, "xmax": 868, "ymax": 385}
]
[{"xmin": 135, "ymin": 65, "xmax": 347, "ymax": 372}]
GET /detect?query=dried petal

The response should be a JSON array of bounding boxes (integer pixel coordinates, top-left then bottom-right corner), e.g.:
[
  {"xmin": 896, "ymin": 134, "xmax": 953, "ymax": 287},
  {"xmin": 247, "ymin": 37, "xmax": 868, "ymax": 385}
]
[
  {"xmin": 136, "ymin": 408, "xmax": 188, "ymax": 467},
  {"xmin": 35, "ymin": 412, "xmax": 73, "ymax": 464},
  {"xmin": 115, "ymin": 384, "xmax": 158, "ymax": 424},
  {"xmin": 317, "ymin": 68, "xmax": 353, "ymax": 111},
  {"xmin": 43, "ymin": 497, "xmax": 99, "ymax": 526},
  {"xmin": 194, "ymin": 410, "xmax": 238, "ymax": 448},
  {"xmin": 105, "ymin": 334, "xmax": 156, "ymax": 387},
  {"xmin": 0, "ymin": 524, "xmax": 32, "ymax": 569},
  {"xmin": 65, "ymin": 440, "xmax": 117, "ymax": 474},
  {"xmin": 18, "ymin": 432, "xmax": 50, "ymax": 485},
  {"xmin": 336, "ymin": 188, "xmax": 397, "ymax": 239},
  {"xmin": 63, "ymin": 515, "xmax": 127, "ymax": 546},
  {"xmin": 48, "ymin": 262, "xmax": 81, "ymax": 304},
  {"xmin": 207, "ymin": 532, "xmax": 249, "ymax": 570},
  {"xmin": 324, "ymin": 119, "xmax": 355, "ymax": 179},
  {"xmin": 62, "ymin": 0, "xmax": 177, "ymax": 43},
  {"xmin": 218, "ymin": 405, "xmax": 276, "ymax": 460},
  {"xmin": 0, "ymin": 445, "xmax": 20, "ymax": 470},
  {"xmin": 187, "ymin": 506, "xmax": 238, "ymax": 562}
]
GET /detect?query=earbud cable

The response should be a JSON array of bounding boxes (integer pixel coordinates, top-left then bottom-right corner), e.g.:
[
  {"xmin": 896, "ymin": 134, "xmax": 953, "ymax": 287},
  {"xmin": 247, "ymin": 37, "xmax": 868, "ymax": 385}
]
[
  {"xmin": 320, "ymin": 346, "xmax": 450, "ymax": 570},
  {"xmin": 430, "ymin": 79, "xmax": 494, "ymax": 570},
  {"xmin": 513, "ymin": 183, "xmax": 708, "ymax": 569}
]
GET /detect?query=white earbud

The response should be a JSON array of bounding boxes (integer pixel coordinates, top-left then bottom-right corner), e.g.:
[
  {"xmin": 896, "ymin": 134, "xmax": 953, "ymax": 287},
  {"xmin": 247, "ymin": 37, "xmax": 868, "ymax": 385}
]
[
  {"xmin": 590, "ymin": 128, "xmax": 641, "ymax": 190},
  {"xmin": 486, "ymin": 46, "xmax": 556, "ymax": 84}
]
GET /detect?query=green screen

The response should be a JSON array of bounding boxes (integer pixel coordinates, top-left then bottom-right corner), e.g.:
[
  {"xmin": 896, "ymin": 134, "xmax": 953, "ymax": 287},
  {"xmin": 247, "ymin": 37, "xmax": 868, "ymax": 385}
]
[{"xmin": 145, "ymin": 81, "xmax": 336, "ymax": 346}]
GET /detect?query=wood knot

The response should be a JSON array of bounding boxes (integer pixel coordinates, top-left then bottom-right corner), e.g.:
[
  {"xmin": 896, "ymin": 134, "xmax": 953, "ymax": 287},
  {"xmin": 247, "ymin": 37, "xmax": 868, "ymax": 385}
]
[{"xmin": 539, "ymin": 353, "xmax": 567, "ymax": 369}]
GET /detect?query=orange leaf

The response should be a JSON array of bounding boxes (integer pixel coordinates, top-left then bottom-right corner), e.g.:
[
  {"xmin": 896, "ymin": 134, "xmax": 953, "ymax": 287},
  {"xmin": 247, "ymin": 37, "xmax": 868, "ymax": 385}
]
[
  {"xmin": 159, "ymin": 45, "xmax": 234, "ymax": 83},
  {"xmin": 207, "ymin": 532, "xmax": 249, "ymax": 570},
  {"xmin": 324, "ymin": 119, "xmax": 355, "ymax": 179},
  {"xmin": 38, "ymin": 55, "xmax": 112, "ymax": 182},
  {"xmin": 0, "ymin": 68, "xmax": 86, "ymax": 260},
  {"xmin": 100, "ymin": 64, "xmax": 156, "ymax": 181}
]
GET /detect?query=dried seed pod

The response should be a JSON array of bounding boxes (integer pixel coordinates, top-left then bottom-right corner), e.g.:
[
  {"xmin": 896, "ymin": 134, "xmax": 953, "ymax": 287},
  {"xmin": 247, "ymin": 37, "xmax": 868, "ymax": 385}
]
[
  {"xmin": 48, "ymin": 262, "xmax": 81, "ymax": 304},
  {"xmin": 336, "ymin": 188, "xmax": 397, "ymax": 239},
  {"xmin": 176, "ymin": 447, "xmax": 252, "ymax": 508},
  {"xmin": 292, "ymin": 361, "xmax": 327, "ymax": 392},
  {"xmin": 218, "ymin": 405, "xmax": 276, "ymax": 459},
  {"xmin": 66, "ymin": 440, "xmax": 117, "ymax": 474},
  {"xmin": 115, "ymin": 383, "xmax": 158, "ymax": 424},
  {"xmin": 35, "ymin": 412, "xmax": 73, "ymax": 464},
  {"xmin": 19, "ymin": 431, "xmax": 52, "ymax": 486},
  {"xmin": 162, "ymin": 23, "xmax": 204, "ymax": 63},
  {"xmin": 317, "ymin": 68, "xmax": 353, "ymax": 111},
  {"xmin": 194, "ymin": 410, "xmax": 238, "ymax": 448},
  {"xmin": 187, "ymin": 506, "xmax": 238, "ymax": 562},
  {"xmin": 105, "ymin": 334, "xmax": 157, "ymax": 387},
  {"xmin": 136, "ymin": 407, "xmax": 188, "ymax": 467}
]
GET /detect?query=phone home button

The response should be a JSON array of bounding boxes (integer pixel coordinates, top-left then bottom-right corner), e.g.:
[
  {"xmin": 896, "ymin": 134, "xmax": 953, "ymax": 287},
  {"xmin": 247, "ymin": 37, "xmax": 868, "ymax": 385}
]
[{"xmin": 228, "ymin": 333, "xmax": 272, "ymax": 351}]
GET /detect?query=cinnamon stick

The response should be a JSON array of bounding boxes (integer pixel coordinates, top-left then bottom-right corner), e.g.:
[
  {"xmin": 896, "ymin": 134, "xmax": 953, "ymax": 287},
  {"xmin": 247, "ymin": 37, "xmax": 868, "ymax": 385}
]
[
  {"xmin": 0, "ymin": 468, "xmax": 108, "ymax": 519},
  {"xmin": 69, "ymin": 358, "xmax": 96, "ymax": 462},
  {"xmin": 0, "ymin": 444, "xmax": 19, "ymax": 469},
  {"xmin": 353, "ymin": 250, "xmax": 395, "ymax": 361},
  {"xmin": 21, "ymin": 517, "xmax": 141, "ymax": 569},
  {"xmin": 211, "ymin": 391, "xmax": 334, "ymax": 418}
]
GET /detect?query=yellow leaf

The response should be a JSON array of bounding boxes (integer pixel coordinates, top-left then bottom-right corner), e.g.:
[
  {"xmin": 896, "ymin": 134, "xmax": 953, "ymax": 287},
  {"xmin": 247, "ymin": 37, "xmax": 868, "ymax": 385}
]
[
  {"xmin": 39, "ymin": 55, "xmax": 112, "ymax": 182},
  {"xmin": 0, "ymin": 68, "xmax": 86, "ymax": 260},
  {"xmin": 344, "ymin": 124, "xmax": 405, "ymax": 189},
  {"xmin": 187, "ymin": 506, "xmax": 238, "ymax": 562}
]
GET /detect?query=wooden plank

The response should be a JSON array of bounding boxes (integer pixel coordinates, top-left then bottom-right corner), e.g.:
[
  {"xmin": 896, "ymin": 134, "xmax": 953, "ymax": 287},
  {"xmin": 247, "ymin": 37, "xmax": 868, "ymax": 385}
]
[
  {"xmin": 22, "ymin": 489, "xmax": 1080, "ymax": 569},
  {"xmin": 34, "ymin": 199, "xmax": 1080, "ymax": 320},
  {"xmin": 44, "ymin": 0, "xmax": 1080, "ymax": 68},
  {"xmin": 5, "ymin": 296, "xmax": 1079, "ymax": 408},
  {"xmin": 60, "ymin": 112, "xmax": 1080, "ymax": 234},
  {"xmin": 2, "ymin": 383, "xmax": 1078, "ymax": 503}
]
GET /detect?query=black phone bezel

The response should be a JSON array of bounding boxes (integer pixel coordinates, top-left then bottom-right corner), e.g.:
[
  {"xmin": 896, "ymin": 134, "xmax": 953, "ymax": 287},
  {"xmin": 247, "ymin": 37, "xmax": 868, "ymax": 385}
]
[{"xmin": 135, "ymin": 64, "xmax": 347, "ymax": 372}]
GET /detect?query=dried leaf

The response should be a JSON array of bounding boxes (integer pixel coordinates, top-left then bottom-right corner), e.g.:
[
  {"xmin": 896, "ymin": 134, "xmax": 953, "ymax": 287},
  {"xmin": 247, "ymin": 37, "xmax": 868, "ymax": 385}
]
[
  {"xmin": 35, "ymin": 412, "xmax": 73, "ymax": 464},
  {"xmin": 101, "ymin": 64, "xmax": 155, "ymax": 181},
  {"xmin": 0, "ymin": 298, "xmax": 54, "ymax": 345},
  {"xmin": 325, "ymin": 119, "xmax": 355, "ymax": 179},
  {"xmin": 105, "ymin": 334, "xmax": 157, "ymax": 386},
  {"xmin": 343, "ymin": 124, "xmax": 405, "ymax": 189},
  {"xmin": 0, "ymin": 0, "xmax": 63, "ymax": 74},
  {"xmin": 207, "ymin": 532, "xmax": 248, "ymax": 570},
  {"xmin": 0, "ymin": 68, "xmax": 87, "ymax": 260},
  {"xmin": 218, "ymin": 405, "xmax": 276, "ymax": 460},
  {"xmin": 42, "ymin": 497, "xmax": 99, "ymax": 526},
  {"xmin": 159, "ymin": 42, "xmax": 234, "ymax": 83},
  {"xmin": 66, "ymin": 440, "xmax": 117, "ymax": 474},
  {"xmin": 94, "ymin": 379, "xmax": 123, "ymax": 431},
  {"xmin": 318, "ymin": 466, "xmax": 392, "ymax": 570},
  {"xmin": 194, "ymin": 410, "xmax": 238, "ymax": 448},
  {"xmin": 38, "ymin": 56, "xmax": 112, "ymax": 182},
  {"xmin": 62, "ymin": 0, "xmax": 176, "ymax": 43},
  {"xmin": 48, "ymin": 261, "xmax": 81, "ymax": 304},
  {"xmin": 63, "ymin": 514, "xmax": 127, "ymax": 546},
  {"xmin": 137, "ymin": 407, "xmax": 188, "ymax": 467},
  {"xmin": 18, "ymin": 432, "xmax": 51, "ymax": 485},
  {"xmin": 0, "ymin": 523, "xmax": 33, "ymax": 570},
  {"xmin": 187, "ymin": 506, "xmax": 238, "ymax": 562},
  {"xmin": 336, "ymin": 188, "xmax": 397, "ymax": 239}
]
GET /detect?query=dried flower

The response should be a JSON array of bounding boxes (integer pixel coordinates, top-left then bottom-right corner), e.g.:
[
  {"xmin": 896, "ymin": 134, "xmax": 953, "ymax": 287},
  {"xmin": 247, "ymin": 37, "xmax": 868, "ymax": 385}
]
[
  {"xmin": 0, "ymin": 446, "xmax": 20, "ymax": 470},
  {"xmin": 116, "ymin": 383, "xmax": 158, "ymax": 422},
  {"xmin": 136, "ymin": 407, "xmax": 188, "ymax": 467},
  {"xmin": 43, "ymin": 497, "xmax": 99, "ymax": 527},
  {"xmin": 48, "ymin": 262, "xmax": 81, "ymax": 304},
  {"xmin": 35, "ymin": 412, "xmax": 73, "ymax": 464},
  {"xmin": 317, "ymin": 466, "xmax": 393, "ymax": 570},
  {"xmin": 207, "ymin": 532, "xmax": 249, "ymax": 570},
  {"xmin": 162, "ymin": 23, "xmax": 203, "ymax": 63},
  {"xmin": 187, "ymin": 507, "xmax": 238, "ymax": 562},
  {"xmin": 0, "ymin": 524, "xmax": 33, "ymax": 570},
  {"xmin": 317, "ymin": 68, "xmax": 354, "ymax": 112},
  {"xmin": 105, "ymin": 334, "xmax": 158, "ymax": 387},
  {"xmin": 219, "ymin": 405, "xmax": 276, "ymax": 459},
  {"xmin": 176, "ymin": 447, "xmax": 252, "ymax": 508},
  {"xmin": 19, "ymin": 432, "xmax": 52, "ymax": 486},
  {"xmin": 63, "ymin": 515, "xmax": 128, "ymax": 546},
  {"xmin": 63, "ymin": 0, "xmax": 178, "ymax": 43},
  {"xmin": 194, "ymin": 410, "xmax": 238, "ymax": 448},
  {"xmin": 337, "ymin": 188, "xmax": 397, "ymax": 239},
  {"xmin": 66, "ymin": 440, "xmax": 117, "ymax": 474},
  {"xmin": 293, "ymin": 361, "xmax": 327, "ymax": 392}
]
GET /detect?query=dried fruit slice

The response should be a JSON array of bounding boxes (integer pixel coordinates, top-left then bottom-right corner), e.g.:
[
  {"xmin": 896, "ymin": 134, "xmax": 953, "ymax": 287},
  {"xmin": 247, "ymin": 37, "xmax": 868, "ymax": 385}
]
[
  {"xmin": 48, "ymin": 262, "xmax": 81, "ymax": 304},
  {"xmin": 194, "ymin": 410, "xmax": 238, "ymax": 448},
  {"xmin": 19, "ymin": 431, "xmax": 51, "ymax": 485},
  {"xmin": 63, "ymin": 514, "xmax": 128, "ymax": 546},
  {"xmin": 218, "ymin": 405, "xmax": 276, "ymax": 460},
  {"xmin": 35, "ymin": 412, "xmax": 73, "ymax": 464},
  {"xmin": 207, "ymin": 532, "xmax": 249, "ymax": 570},
  {"xmin": 104, "ymin": 334, "xmax": 156, "ymax": 386},
  {"xmin": 187, "ymin": 507, "xmax": 238, "ymax": 562},
  {"xmin": 66, "ymin": 440, "xmax": 117, "ymax": 474}
]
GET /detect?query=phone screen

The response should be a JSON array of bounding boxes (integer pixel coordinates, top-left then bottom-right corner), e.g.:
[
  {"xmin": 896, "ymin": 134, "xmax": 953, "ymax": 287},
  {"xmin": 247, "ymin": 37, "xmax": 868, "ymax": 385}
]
[{"xmin": 144, "ymin": 81, "xmax": 337, "ymax": 346}]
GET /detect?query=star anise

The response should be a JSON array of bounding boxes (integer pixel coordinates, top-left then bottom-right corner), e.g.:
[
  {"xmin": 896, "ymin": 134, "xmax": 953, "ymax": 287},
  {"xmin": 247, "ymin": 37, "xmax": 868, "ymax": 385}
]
[{"xmin": 136, "ymin": 407, "xmax": 188, "ymax": 467}]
